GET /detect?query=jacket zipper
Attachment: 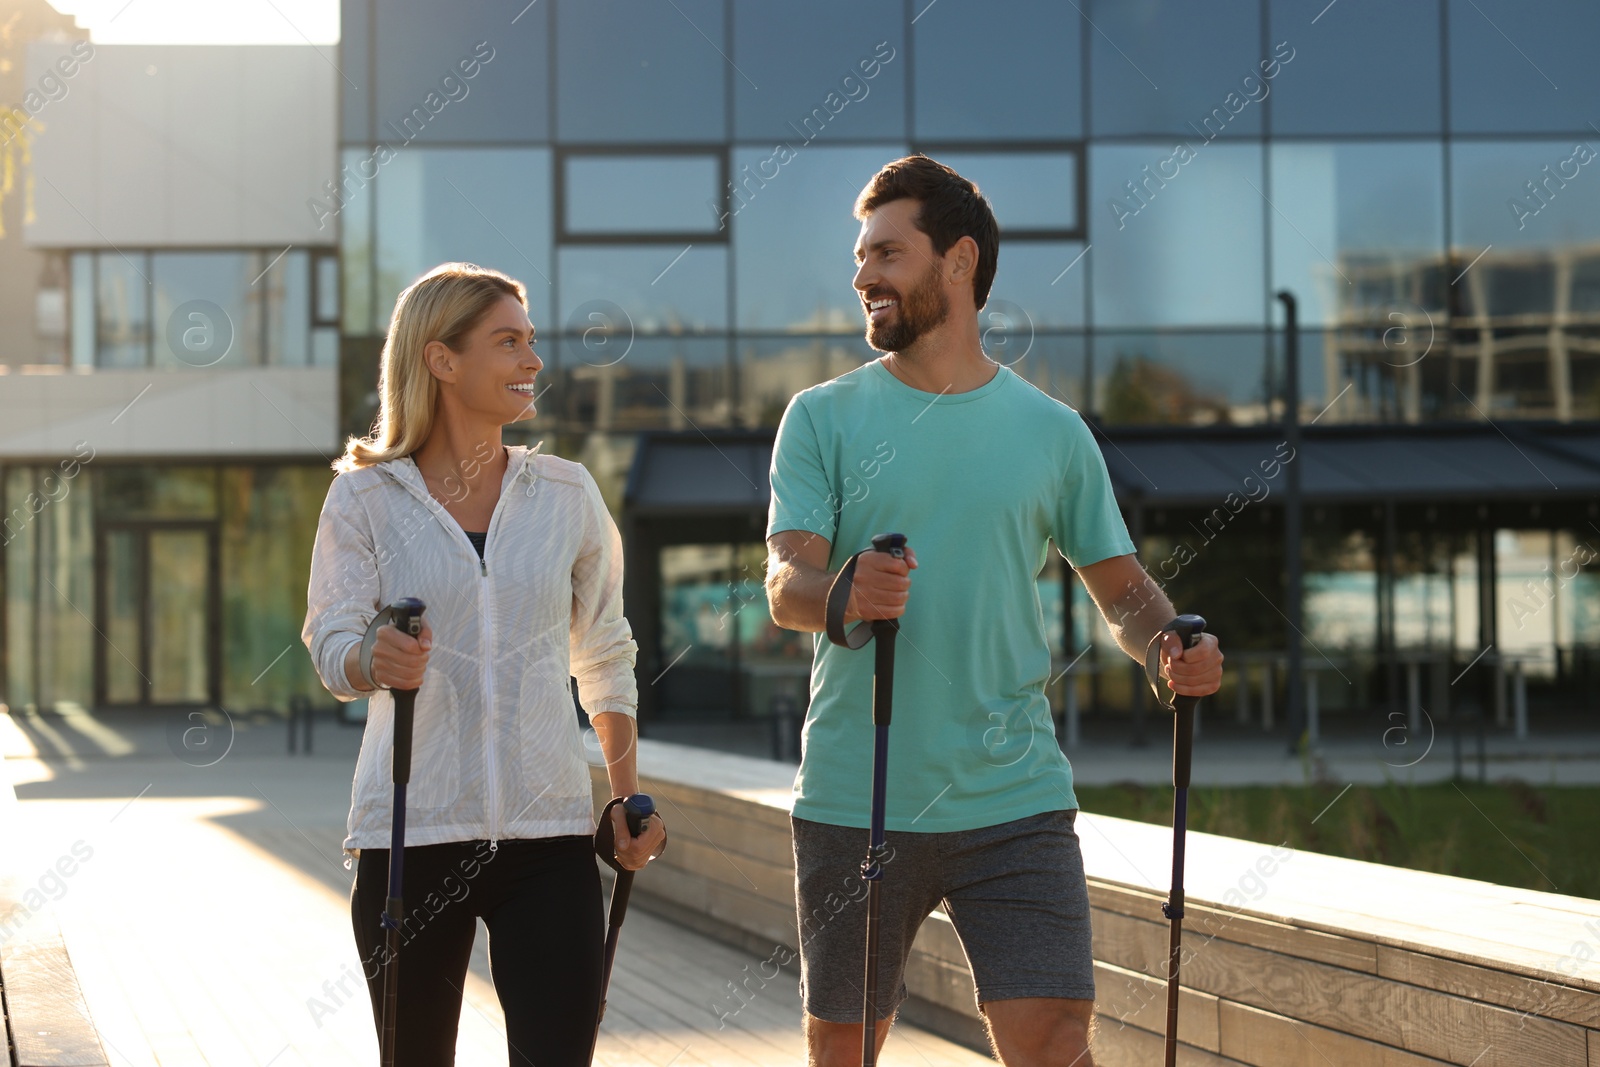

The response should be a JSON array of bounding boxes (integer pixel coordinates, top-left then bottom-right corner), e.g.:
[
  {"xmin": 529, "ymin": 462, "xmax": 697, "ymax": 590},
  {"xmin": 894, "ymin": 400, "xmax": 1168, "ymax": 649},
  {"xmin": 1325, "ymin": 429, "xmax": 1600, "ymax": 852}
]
[
  {"xmin": 480, "ymin": 451, "xmax": 528, "ymax": 852},
  {"xmin": 392, "ymin": 450, "xmax": 527, "ymax": 853},
  {"xmin": 481, "ymin": 556, "xmax": 497, "ymax": 851}
]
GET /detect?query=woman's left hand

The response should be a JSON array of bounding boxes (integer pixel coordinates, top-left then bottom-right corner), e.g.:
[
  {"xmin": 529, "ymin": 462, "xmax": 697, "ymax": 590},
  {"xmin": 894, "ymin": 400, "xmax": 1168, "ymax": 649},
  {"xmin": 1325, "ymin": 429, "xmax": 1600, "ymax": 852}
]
[{"xmin": 610, "ymin": 803, "xmax": 667, "ymax": 871}]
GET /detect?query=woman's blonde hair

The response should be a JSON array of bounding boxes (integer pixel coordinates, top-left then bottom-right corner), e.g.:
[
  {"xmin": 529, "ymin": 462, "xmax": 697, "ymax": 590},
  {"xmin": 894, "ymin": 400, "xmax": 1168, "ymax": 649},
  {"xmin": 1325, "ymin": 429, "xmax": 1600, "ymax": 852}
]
[{"xmin": 333, "ymin": 262, "xmax": 528, "ymax": 472}]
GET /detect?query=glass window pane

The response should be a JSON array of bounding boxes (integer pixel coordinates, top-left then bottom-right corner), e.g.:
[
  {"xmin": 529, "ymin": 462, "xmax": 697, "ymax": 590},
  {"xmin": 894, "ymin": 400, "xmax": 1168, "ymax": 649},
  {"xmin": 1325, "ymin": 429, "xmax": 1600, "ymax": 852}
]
[
  {"xmin": 149, "ymin": 529, "xmax": 210, "ymax": 704},
  {"xmin": 1451, "ymin": 140, "xmax": 1600, "ymax": 252},
  {"xmin": 1272, "ymin": 328, "xmax": 1344, "ymax": 423},
  {"xmin": 558, "ymin": 245, "xmax": 726, "ymax": 335},
  {"xmin": 375, "ymin": 148, "xmax": 553, "ymax": 330},
  {"xmin": 312, "ymin": 327, "xmax": 339, "ymax": 368},
  {"xmin": 71, "ymin": 252, "xmax": 94, "ymax": 368},
  {"xmin": 1003, "ymin": 333, "xmax": 1089, "ymax": 411},
  {"xmin": 1087, "ymin": 0, "xmax": 1266, "ymax": 138},
  {"xmin": 220, "ymin": 466, "xmax": 337, "ymax": 711},
  {"xmin": 913, "ymin": 0, "xmax": 1080, "ymax": 140},
  {"xmin": 374, "ymin": 8, "xmax": 546, "ymax": 142},
  {"xmin": 1089, "ymin": 143, "xmax": 1266, "ymax": 327},
  {"xmin": 1267, "ymin": 0, "xmax": 1440, "ymax": 135},
  {"xmin": 105, "ymin": 528, "xmax": 142, "ymax": 705},
  {"xmin": 564, "ymin": 155, "xmax": 722, "ymax": 236},
  {"xmin": 39, "ymin": 466, "xmax": 94, "ymax": 709},
  {"xmin": 990, "ymin": 242, "xmax": 1086, "ymax": 330},
  {"xmin": 1092, "ymin": 331, "xmax": 1272, "ymax": 425},
  {"xmin": 732, "ymin": 144, "xmax": 907, "ymax": 332},
  {"xmin": 555, "ymin": 335, "xmax": 729, "ymax": 432},
  {"xmin": 734, "ymin": 5, "xmax": 905, "ymax": 142},
  {"xmin": 268, "ymin": 250, "xmax": 311, "ymax": 366},
  {"xmin": 4, "ymin": 471, "xmax": 38, "ymax": 709},
  {"xmin": 557, "ymin": 0, "xmax": 725, "ymax": 141},
  {"xmin": 1450, "ymin": 141, "xmax": 1600, "ymax": 420},
  {"xmin": 736, "ymin": 335, "xmax": 875, "ymax": 428},
  {"xmin": 96, "ymin": 467, "xmax": 219, "ymax": 520},
  {"xmin": 931, "ymin": 152, "xmax": 1077, "ymax": 233},
  {"xmin": 97, "ymin": 254, "xmax": 149, "ymax": 367},
  {"xmin": 340, "ymin": 147, "xmax": 376, "ymax": 335},
  {"xmin": 315, "ymin": 254, "xmax": 340, "ymax": 323},
  {"xmin": 341, "ymin": 0, "xmax": 371, "ymax": 143},
  {"xmin": 1269, "ymin": 142, "xmax": 1445, "ymax": 328},
  {"xmin": 151, "ymin": 252, "xmax": 257, "ymax": 369},
  {"xmin": 1448, "ymin": 0, "xmax": 1600, "ymax": 134}
]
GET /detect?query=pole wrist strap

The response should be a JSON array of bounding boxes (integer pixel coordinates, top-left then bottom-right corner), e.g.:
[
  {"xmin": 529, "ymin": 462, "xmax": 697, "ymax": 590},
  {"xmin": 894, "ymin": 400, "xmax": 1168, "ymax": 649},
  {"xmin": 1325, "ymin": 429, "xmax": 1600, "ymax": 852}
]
[
  {"xmin": 825, "ymin": 550, "xmax": 876, "ymax": 649},
  {"xmin": 359, "ymin": 607, "xmax": 398, "ymax": 691}
]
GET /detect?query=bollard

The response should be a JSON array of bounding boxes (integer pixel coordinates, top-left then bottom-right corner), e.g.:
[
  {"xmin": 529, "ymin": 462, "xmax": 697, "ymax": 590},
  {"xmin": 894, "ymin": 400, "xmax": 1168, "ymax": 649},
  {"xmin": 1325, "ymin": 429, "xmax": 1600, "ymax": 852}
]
[
  {"xmin": 1512, "ymin": 661, "xmax": 1528, "ymax": 740},
  {"xmin": 288, "ymin": 695, "xmax": 314, "ymax": 755},
  {"xmin": 1406, "ymin": 660, "xmax": 1422, "ymax": 736},
  {"xmin": 1261, "ymin": 662, "xmax": 1275, "ymax": 731},
  {"xmin": 1064, "ymin": 672, "xmax": 1080, "ymax": 749},
  {"xmin": 1493, "ymin": 655, "xmax": 1508, "ymax": 728},
  {"xmin": 1305, "ymin": 671, "xmax": 1319, "ymax": 745},
  {"xmin": 769, "ymin": 692, "xmax": 801, "ymax": 764}
]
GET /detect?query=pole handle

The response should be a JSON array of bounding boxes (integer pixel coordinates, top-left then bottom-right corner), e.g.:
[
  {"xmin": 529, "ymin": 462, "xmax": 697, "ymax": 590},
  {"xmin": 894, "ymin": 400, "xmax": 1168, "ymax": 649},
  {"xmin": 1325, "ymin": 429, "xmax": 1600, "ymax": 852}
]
[
  {"xmin": 386, "ymin": 598, "xmax": 426, "ymax": 786},
  {"xmin": 1162, "ymin": 615, "xmax": 1206, "ymax": 791},
  {"xmin": 623, "ymin": 793, "xmax": 655, "ymax": 837},
  {"xmin": 825, "ymin": 533, "xmax": 908, "ymax": 650}
]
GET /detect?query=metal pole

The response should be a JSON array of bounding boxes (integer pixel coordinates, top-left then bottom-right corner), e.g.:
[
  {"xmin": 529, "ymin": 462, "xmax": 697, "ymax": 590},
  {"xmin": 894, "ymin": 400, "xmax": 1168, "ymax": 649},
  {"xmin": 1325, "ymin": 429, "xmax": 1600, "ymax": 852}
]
[
  {"xmin": 1276, "ymin": 292, "xmax": 1305, "ymax": 754},
  {"xmin": 861, "ymin": 631, "xmax": 894, "ymax": 1067}
]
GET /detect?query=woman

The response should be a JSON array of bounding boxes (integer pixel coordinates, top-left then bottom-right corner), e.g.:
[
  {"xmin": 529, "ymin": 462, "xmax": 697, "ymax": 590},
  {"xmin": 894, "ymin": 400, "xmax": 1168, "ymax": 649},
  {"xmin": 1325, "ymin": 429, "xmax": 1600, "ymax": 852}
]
[{"xmin": 301, "ymin": 262, "xmax": 665, "ymax": 1065}]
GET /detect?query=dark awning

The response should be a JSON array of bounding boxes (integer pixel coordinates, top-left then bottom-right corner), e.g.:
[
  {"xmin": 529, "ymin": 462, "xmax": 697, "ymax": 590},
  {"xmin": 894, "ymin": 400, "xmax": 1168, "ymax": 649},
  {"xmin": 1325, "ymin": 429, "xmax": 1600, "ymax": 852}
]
[
  {"xmin": 623, "ymin": 424, "xmax": 1600, "ymax": 516},
  {"xmin": 1096, "ymin": 424, "xmax": 1600, "ymax": 506},
  {"xmin": 623, "ymin": 431, "xmax": 773, "ymax": 516}
]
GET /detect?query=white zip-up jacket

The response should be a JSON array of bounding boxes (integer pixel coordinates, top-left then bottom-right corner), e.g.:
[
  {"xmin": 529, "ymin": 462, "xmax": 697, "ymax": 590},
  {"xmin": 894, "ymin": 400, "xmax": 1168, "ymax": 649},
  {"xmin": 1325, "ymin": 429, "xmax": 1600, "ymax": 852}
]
[{"xmin": 300, "ymin": 444, "xmax": 636, "ymax": 857}]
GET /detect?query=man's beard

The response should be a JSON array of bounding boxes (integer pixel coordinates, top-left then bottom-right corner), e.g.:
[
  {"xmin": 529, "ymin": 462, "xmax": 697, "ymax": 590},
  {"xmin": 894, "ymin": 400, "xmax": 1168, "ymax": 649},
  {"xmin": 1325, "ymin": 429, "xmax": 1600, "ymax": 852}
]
[{"xmin": 864, "ymin": 264, "xmax": 950, "ymax": 353}]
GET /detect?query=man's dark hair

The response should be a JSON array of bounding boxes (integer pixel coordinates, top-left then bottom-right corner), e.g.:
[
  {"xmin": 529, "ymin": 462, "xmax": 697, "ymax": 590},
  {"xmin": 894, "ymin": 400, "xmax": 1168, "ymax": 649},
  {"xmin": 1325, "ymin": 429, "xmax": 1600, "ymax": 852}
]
[{"xmin": 854, "ymin": 154, "xmax": 1000, "ymax": 310}]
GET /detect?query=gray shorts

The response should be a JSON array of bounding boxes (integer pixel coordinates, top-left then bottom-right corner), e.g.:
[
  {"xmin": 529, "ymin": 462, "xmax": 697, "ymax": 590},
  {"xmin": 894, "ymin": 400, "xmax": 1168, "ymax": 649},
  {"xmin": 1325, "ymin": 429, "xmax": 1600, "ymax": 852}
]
[{"xmin": 791, "ymin": 808, "xmax": 1095, "ymax": 1023}]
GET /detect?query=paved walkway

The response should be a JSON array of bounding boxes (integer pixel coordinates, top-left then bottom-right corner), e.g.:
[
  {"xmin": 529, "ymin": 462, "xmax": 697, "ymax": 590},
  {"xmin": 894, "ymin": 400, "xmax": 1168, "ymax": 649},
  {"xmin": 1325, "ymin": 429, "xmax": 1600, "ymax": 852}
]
[{"xmin": 0, "ymin": 707, "xmax": 989, "ymax": 1066}]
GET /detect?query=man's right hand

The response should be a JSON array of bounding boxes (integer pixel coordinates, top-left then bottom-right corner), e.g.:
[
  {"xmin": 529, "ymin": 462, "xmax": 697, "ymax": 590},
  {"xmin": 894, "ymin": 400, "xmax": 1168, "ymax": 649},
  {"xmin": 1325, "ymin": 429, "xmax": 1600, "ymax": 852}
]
[{"xmin": 846, "ymin": 546, "xmax": 918, "ymax": 623}]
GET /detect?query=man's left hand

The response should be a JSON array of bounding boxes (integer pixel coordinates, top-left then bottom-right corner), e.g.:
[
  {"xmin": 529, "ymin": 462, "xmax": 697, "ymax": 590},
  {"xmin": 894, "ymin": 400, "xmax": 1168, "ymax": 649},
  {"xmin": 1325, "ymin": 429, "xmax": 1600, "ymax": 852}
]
[{"xmin": 1159, "ymin": 631, "xmax": 1223, "ymax": 698}]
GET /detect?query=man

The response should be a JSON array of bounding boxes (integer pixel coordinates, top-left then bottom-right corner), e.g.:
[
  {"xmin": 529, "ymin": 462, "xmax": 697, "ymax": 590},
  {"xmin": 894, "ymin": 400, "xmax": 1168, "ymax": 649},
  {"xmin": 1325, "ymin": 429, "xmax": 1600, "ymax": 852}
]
[{"xmin": 764, "ymin": 155, "xmax": 1223, "ymax": 1067}]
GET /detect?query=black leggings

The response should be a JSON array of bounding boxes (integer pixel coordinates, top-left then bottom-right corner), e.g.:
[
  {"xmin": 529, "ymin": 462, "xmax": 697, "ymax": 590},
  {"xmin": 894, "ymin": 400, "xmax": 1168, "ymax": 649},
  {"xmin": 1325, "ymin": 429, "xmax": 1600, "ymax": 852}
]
[{"xmin": 351, "ymin": 836, "xmax": 604, "ymax": 1066}]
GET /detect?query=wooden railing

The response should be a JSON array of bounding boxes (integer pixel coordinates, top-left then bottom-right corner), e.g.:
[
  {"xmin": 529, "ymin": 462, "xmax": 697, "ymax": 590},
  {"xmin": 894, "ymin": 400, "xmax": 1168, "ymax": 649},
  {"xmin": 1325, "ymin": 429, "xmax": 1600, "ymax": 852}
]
[{"xmin": 594, "ymin": 738, "xmax": 1600, "ymax": 1066}]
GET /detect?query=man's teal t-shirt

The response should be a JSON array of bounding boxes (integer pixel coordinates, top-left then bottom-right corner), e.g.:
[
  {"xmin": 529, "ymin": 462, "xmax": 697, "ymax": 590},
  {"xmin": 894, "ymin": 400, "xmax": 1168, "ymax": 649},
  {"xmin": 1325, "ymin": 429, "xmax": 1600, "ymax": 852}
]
[{"xmin": 767, "ymin": 360, "xmax": 1136, "ymax": 833}]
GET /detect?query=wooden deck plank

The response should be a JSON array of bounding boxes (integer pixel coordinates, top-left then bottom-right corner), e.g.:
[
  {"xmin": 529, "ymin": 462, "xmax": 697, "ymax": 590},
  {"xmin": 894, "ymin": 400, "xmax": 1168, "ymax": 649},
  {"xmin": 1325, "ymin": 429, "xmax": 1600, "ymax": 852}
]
[
  {"xmin": 1089, "ymin": 1018, "xmax": 1249, "ymax": 1067},
  {"xmin": 1218, "ymin": 1000, "xmax": 1491, "ymax": 1067},
  {"xmin": 1073, "ymin": 812, "xmax": 1600, "ymax": 993},
  {"xmin": 1094, "ymin": 960, "xmax": 1221, "ymax": 1052},
  {"xmin": 1185, "ymin": 932, "xmax": 1585, "ymax": 1066},
  {"xmin": 1377, "ymin": 942, "xmax": 1600, "ymax": 1030}
]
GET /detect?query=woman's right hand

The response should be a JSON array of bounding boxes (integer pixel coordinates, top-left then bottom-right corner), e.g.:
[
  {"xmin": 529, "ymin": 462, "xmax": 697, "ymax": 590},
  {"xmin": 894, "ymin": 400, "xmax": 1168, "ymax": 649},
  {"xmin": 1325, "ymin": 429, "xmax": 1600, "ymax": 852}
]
[{"xmin": 370, "ymin": 618, "xmax": 433, "ymax": 691}]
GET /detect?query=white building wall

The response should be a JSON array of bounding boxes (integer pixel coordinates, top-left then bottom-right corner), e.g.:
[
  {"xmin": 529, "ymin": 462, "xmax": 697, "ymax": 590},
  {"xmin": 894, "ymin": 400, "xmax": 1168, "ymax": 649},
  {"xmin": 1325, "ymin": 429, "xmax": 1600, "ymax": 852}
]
[
  {"xmin": 24, "ymin": 43, "xmax": 337, "ymax": 248},
  {"xmin": 0, "ymin": 366, "xmax": 340, "ymax": 459}
]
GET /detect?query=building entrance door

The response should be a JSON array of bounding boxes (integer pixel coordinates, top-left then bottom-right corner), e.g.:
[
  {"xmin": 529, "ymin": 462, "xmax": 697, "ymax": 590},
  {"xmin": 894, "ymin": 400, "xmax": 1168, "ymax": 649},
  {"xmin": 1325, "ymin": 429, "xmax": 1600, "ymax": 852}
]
[{"xmin": 95, "ymin": 522, "xmax": 220, "ymax": 709}]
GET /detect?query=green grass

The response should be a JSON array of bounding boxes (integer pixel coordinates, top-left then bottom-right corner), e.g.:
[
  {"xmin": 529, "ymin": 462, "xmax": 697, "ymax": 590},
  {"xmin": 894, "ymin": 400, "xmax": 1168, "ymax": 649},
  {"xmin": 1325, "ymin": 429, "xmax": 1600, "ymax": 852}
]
[{"xmin": 1075, "ymin": 780, "xmax": 1600, "ymax": 900}]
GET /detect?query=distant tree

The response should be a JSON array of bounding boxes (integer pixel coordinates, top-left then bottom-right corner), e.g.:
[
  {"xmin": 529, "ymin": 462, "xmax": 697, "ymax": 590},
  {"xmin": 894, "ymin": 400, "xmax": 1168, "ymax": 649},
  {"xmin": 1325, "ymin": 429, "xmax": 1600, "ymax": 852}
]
[{"xmin": 1100, "ymin": 352, "xmax": 1225, "ymax": 425}]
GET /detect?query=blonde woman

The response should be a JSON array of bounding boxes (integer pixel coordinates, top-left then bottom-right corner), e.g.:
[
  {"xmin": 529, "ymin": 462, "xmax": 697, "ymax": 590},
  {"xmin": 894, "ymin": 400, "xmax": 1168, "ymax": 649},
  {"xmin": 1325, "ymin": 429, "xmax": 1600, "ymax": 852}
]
[{"xmin": 301, "ymin": 262, "xmax": 664, "ymax": 1065}]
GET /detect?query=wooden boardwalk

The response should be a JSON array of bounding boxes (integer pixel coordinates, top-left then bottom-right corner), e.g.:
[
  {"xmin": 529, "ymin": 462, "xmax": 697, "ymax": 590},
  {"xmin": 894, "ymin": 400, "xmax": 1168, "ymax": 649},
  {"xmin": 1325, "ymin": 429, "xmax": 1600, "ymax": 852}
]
[{"xmin": 1, "ymin": 710, "xmax": 991, "ymax": 1065}]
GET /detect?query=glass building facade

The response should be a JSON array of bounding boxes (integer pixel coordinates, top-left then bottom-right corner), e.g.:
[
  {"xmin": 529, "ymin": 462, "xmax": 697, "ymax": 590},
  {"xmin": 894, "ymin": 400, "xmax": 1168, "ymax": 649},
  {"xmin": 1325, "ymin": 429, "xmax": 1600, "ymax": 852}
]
[
  {"xmin": 8, "ymin": 1, "xmax": 1596, "ymax": 724},
  {"xmin": 326, "ymin": 0, "xmax": 1600, "ymax": 728},
  {"xmin": 338, "ymin": 0, "xmax": 1600, "ymax": 438}
]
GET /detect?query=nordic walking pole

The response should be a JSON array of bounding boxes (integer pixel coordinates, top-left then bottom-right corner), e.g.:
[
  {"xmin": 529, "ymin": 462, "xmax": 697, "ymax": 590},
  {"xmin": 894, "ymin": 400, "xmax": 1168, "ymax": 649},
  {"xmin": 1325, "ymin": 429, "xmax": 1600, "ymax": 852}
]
[
  {"xmin": 364, "ymin": 597, "xmax": 426, "ymax": 1067},
  {"xmin": 824, "ymin": 532, "xmax": 908, "ymax": 1067},
  {"xmin": 590, "ymin": 791, "xmax": 662, "ymax": 1064},
  {"xmin": 1144, "ymin": 613, "xmax": 1207, "ymax": 1067}
]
